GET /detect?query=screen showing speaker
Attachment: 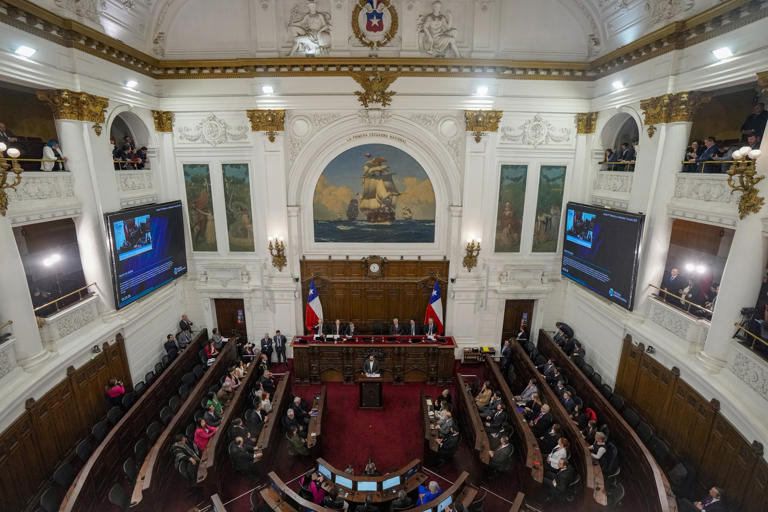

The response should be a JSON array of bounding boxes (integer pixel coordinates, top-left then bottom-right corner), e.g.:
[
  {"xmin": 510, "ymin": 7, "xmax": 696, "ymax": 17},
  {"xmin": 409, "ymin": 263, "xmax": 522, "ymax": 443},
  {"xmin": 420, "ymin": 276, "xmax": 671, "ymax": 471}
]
[
  {"xmin": 105, "ymin": 200, "xmax": 188, "ymax": 309},
  {"xmin": 561, "ymin": 202, "xmax": 645, "ymax": 310}
]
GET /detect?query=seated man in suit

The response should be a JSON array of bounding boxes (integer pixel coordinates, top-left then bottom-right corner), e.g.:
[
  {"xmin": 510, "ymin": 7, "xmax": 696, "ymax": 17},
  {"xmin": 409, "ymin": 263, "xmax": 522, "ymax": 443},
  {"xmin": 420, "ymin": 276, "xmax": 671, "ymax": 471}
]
[
  {"xmin": 678, "ymin": 487, "xmax": 727, "ymax": 512},
  {"xmin": 322, "ymin": 488, "xmax": 346, "ymax": 510},
  {"xmin": 479, "ymin": 391, "xmax": 502, "ymax": 419},
  {"xmin": 547, "ymin": 368, "xmax": 562, "ymax": 388},
  {"xmin": 561, "ymin": 390, "xmax": 575, "ymax": 413},
  {"xmin": 391, "ymin": 490, "xmax": 413, "ymax": 510},
  {"xmin": 406, "ymin": 318, "xmax": 420, "ymax": 336},
  {"xmin": 203, "ymin": 403, "xmax": 222, "ymax": 427},
  {"xmin": 543, "ymin": 457, "xmax": 575, "ymax": 499},
  {"xmin": 290, "ymin": 396, "xmax": 311, "ymax": 425},
  {"xmin": 553, "ymin": 380, "xmax": 566, "ymax": 400},
  {"xmin": 389, "ymin": 317, "xmax": 402, "ymax": 335},
  {"xmin": 436, "ymin": 411, "xmax": 454, "ymax": 437},
  {"xmin": 229, "ymin": 436, "xmax": 262, "ymax": 473},
  {"xmin": 424, "ymin": 318, "xmax": 438, "ymax": 337},
  {"xmin": 487, "ymin": 435, "xmax": 513, "ymax": 474},
  {"xmin": 287, "ymin": 426, "xmax": 310, "ymax": 456},
  {"xmin": 331, "ymin": 319, "xmax": 345, "ymax": 337},
  {"xmin": 228, "ymin": 418, "xmax": 253, "ymax": 445},
  {"xmin": 344, "ymin": 321, "xmax": 358, "ymax": 337},
  {"xmin": 531, "ymin": 404, "xmax": 553, "ymax": 437},
  {"xmin": 484, "ymin": 403, "xmax": 507, "ymax": 434},
  {"xmin": 362, "ymin": 354, "xmax": 380, "ymax": 375},
  {"xmin": 692, "ymin": 136, "xmax": 720, "ymax": 173},
  {"xmin": 516, "ymin": 378, "xmax": 538, "ymax": 403},
  {"xmin": 164, "ymin": 334, "xmax": 178, "ymax": 355},
  {"xmin": 260, "ymin": 370, "xmax": 276, "ymax": 396},
  {"xmin": 282, "ymin": 408, "xmax": 306, "ymax": 437},
  {"xmin": 179, "ymin": 314, "xmax": 193, "ymax": 332},
  {"xmin": 355, "ymin": 494, "xmax": 378, "ymax": 512},
  {"xmin": 260, "ymin": 333, "xmax": 273, "ymax": 362}
]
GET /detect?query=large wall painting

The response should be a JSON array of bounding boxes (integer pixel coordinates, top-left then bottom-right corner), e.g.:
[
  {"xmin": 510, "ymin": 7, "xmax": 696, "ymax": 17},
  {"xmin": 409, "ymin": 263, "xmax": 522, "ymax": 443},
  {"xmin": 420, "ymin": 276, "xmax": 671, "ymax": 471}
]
[
  {"xmin": 313, "ymin": 144, "xmax": 436, "ymax": 243},
  {"xmin": 183, "ymin": 163, "xmax": 217, "ymax": 251},
  {"xmin": 222, "ymin": 163, "xmax": 255, "ymax": 252},
  {"xmin": 494, "ymin": 165, "xmax": 528, "ymax": 253},
  {"xmin": 532, "ymin": 165, "xmax": 567, "ymax": 252}
]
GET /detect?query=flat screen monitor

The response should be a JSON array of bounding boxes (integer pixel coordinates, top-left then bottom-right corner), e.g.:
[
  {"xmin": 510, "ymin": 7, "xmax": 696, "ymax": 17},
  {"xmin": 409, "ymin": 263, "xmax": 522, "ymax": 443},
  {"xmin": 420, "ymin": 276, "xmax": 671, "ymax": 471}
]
[
  {"xmin": 317, "ymin": 463, "xmax": 332, "ymax": 480},
  {"xmin": 357, "ymin": 481, "xmax": 378, "ymax": 492},
  {"xmin": 437, "ymin": 496, "xmax": 452, "ymax": 512},
  {"xmin": 561, "ymin": 202, "xmax": 645, "ymax": 311},
  {"xmin": 404, "ymin": 466, "xmax": 419, "ymax": 480},
  {"xmin": 335, "ymin": 475, "xmax": 353, "ymax": 489},
  {"xmin": 104, "ymin": 201, "xmax": 188, "ymax": 309},
  {"xmin": 382, "ymin": 475, "xmax": 401, "ymax": 490}
]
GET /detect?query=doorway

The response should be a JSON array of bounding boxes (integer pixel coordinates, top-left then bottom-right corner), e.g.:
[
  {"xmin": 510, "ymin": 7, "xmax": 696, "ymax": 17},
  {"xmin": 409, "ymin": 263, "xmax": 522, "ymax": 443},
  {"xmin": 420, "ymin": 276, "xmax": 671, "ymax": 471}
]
[
  {"xmin": 502, "ymin": 299, "xmax": 534, "ymax": 345},
  {"xmin": 214, "ymin": 298, "xmax": 247, "ymax": 338}
]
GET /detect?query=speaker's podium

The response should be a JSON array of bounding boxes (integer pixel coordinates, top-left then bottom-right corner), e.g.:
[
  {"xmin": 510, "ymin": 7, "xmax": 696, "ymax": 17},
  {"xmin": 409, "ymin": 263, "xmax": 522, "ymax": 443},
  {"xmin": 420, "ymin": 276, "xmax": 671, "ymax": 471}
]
[{"xmin": 357, "ymin": 375, "xmax": 383, "ymax": 409}]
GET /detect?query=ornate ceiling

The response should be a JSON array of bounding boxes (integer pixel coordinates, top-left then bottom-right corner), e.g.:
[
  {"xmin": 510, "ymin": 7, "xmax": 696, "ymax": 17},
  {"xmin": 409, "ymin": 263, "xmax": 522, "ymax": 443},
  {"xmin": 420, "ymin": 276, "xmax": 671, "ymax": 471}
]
[{"xmin": 34, "ymin": 0, "xmax": 722, "ymax": 62}]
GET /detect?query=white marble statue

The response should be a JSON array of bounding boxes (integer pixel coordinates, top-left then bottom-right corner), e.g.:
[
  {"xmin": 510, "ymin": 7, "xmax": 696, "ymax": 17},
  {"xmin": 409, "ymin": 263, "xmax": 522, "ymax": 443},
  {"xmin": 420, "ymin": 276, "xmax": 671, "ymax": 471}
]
[
  {"xmin": 288, "ymin": 1, "xmax": 332, "ymax": 56},
  {"xmin": 417, "ymin": 1, "xmax": 461, "ymax": 58}
]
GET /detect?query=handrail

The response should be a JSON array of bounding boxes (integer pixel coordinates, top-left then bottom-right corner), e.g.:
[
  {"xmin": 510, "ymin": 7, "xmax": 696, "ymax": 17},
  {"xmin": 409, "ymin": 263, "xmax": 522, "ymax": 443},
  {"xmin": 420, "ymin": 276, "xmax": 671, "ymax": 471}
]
[
  {"xmin": 597, "ymin": 161, "xmax": 635, "ymax": 171},
  {"xmin": 33, "ymin": 282, "xmax": 97, "ymax": 313},
  {"xmin": 647, "ymin": 283, "xmax": 713, "ymax": 315},
  {"xmin": 679, "ymin": 159, "xmax": 741, "ymax": 173},
  {"xmin": 0, "ymin": 320, "xmax": 12, "ymax": 330},
  {"xmin": 734, "ymin": 323, "xmax": 768, "ymax": 350},
  {"xmin": 114, "ymin": 159, "xmax": 148, "ymax": 170},
  {"xmin": 3, "ymin": 158, "xmax": 65, "ymax": 162}
]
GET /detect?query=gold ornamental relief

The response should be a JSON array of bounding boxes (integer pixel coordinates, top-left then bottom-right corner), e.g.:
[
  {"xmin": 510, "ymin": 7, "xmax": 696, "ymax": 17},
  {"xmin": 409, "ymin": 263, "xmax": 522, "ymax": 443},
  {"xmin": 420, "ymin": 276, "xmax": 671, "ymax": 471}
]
[
  {"xmin": 36, "ymin": 89, "xmax": 109, "ymax": 124},
  {"xmin": 640, "ymin": 91, "xmax": 710, "ymax": 137},
  {"xmin": 246, "ymin": 109, "xmax": 286, "ymax": 142},
  {"xmin": 465, "ymin": 110, "xmax": 503, "ymax": 143},
  {"xmin": 576, "ymin": 112, "xmax": 598, "ymax": 134},
  {"xmin": 350, "ymin": 71, "xmax": 398, "ymax": 108},
  {"xmin": 152, "ymin": 110, "xmax": 174, "ymax": 132},
  {"xmin": 757, "ymin": 70, "xmax": 768, "ymax": 94}
]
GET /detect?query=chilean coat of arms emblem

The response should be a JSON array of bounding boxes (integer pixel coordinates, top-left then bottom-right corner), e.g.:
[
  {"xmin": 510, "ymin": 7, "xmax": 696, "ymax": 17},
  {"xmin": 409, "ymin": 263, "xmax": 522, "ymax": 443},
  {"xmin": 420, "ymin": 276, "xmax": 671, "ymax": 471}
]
[{"xmin": 351, "ymin": 0, "xmax": 398, "ymax": 49}]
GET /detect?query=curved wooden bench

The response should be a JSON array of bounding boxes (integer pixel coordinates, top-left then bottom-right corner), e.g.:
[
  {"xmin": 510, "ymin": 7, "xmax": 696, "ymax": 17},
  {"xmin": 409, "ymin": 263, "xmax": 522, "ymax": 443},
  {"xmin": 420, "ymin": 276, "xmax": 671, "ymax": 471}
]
[
  {"xmin": 455, "ymin": 374, "xmax": 490, "ymax": 465},
  {"xmin": 255, "ymin": 372, "xmax": 292, "ymax": 457},
  {"xmin": 537, "ymin": 330, "xmax": 676, "ymax": 512},
  {"xmin": 196, "ymin": 348, "xmax": 263, "ymax": 495},
  {"xmin": 511, "ymin": 341, "xmax": 607, "ymax": 508},
  {"xmin": 484, "ymin": 357, "xmax": 544, "ymax": 484},
  {"xmin": 130, "ymin": 338, "xmax": 237, "ymax": 510},
  {"xmin": 59, "ymin": 329, "xmax": 207, "ymax": 512}
]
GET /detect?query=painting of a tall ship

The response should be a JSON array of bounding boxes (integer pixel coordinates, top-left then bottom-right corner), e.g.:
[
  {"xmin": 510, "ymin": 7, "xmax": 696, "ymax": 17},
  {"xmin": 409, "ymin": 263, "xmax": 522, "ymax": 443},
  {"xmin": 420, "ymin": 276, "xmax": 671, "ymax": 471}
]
[{"xmin": 313, "ymin": 143, "xmax": 436, "ymax": 243}]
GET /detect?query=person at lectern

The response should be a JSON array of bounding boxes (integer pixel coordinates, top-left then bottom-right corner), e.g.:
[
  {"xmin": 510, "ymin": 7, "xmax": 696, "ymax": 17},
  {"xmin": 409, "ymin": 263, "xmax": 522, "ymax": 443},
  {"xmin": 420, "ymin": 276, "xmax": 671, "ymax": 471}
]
[
  {"xmin": 389, "ymin": 317, "xmax": 402, "ymax": 335},
  {"xmin": 345, "ymin": 322, "xmax": 358, "ymax": 337},
  {"xmin": 314, "ymin": 317, "xmax": 325, "ymax": 335},
  {"xmin": 363, "ymin": 354, "xmax": 380, "ymax": 375},
  {"xmin": 424, "ymin": 318, "xmax": 437, "ymax": 336},
  {"xmin": 331, "ymin": 319, "xmax": 344, "ymax": 337}
]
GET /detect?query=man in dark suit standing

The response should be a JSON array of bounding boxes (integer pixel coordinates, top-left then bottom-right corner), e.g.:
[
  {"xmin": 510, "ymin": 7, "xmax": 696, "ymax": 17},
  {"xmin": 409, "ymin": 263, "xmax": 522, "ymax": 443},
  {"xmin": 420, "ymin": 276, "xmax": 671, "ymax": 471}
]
[
  {"xmin": 229, "ymin": 437, "xmax": 260, "ymax": 473},
  {"xmin": 487, "ymin": 436, "xmax": 513, "ymax": 474},
  {"xmin": 500, "ymin": 339, "xmax": 512, "ymax": 372},
  {"xmin": 331, "ymin": 319, "xmax": 345, "ymax": 337},
  {"xmin": 531, "ymin": 404, "xmax": 553, "ymax": 437},
  {"xmin": 273, "ymin": 330, "xmax": 287, "ymax": 363},
  {"xmin": 543, "ymin": 458, "xmax": 575, "ymax": 499},
  {"xmin": 619, "ymin": 142, "xmax": 635, "ymax": 163},
  {"xmin": 164, "ymin": 334, "xmax": 179, "ymax": 355},
  {"xmin": 179, "ymin": 314, "xmax": 193, "ymax": 332},
  {"xmin": 363, "ymin": 354, "xmax": 380, "ymax": 375},
  {"xmin": 260, "ymin": 333, "xmax": 273, "ymax": 363},
  {"xmin": 661, "ymin": 267, "xmax": 686, "ymax": 306},
  {"xmin": 389, "ymin": 317, "xmax": 402, "ymax": 335},
  {"xmin": 678, "ymin": 487, "xmax": 727, "ymax": 512},
  {"xmin": 344, "ymin": 322, "xmax": 358, "ymax": 337},
  {"xmin": 245, "ymin": 402, "xmax": 266, "ymax": 437},
  {"xmin": 406, "ymin": 319, "xmax": 420, "ymax": 336},
  {"xmin": 436, "ymin": 424, "xmax": 459, "ymax": 463}
]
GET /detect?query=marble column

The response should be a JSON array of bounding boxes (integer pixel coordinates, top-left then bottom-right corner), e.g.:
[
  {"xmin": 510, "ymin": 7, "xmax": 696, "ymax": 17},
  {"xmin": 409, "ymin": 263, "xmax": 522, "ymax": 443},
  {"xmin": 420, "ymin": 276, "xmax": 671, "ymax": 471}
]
[
  {"xmin": 699, "ymin": 137, "xmax": 768, "ymax": 370},
  {"xmin": 0, "ymin": 216, "xmax": 51, "ymax": 368},
  {"xmin": 573, "ymin": 112, "xmax": 599, "ymax": 203}
]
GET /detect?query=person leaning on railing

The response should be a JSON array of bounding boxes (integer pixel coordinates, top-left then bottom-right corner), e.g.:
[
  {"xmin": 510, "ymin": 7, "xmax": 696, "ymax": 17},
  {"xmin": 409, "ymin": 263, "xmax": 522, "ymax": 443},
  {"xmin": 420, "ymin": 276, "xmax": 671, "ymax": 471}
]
[{"xmin": 40, "ymin": 140, "xmax": 67, "ymax": 171}]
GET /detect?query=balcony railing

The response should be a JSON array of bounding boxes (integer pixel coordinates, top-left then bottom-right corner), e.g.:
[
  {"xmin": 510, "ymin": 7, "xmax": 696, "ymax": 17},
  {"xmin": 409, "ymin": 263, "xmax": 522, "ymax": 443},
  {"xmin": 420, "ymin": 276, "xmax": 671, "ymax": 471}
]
[
  {"xmin": 591, "ymin": 169, "xmax": 633, "ymax": 210},
  {"xmin": 680, "ymin": 159, "xmax": 739, "ymax": 173},
  {"xmin": 38, "ymin": 293, "xmax": 101, "ymax": 351},
  {"xmin": 646, "ymin": 293, "xmax": 710, "ymax": 353},
  {"xmin": 116, "ymin": 169, "xmax": 157, "ymax": 207},
  {"xmin": 33, "ymin": 282, "xmax": 97, "ymax": 317},
  {"xmin": 597, "ymin": 161, "xmax": 635, "ymax": 172}
]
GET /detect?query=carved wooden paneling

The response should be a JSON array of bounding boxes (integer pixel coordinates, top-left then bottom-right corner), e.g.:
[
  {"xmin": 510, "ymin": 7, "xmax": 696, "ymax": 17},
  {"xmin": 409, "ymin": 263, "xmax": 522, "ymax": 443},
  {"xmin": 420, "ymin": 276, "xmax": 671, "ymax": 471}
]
[
  {"xmin": 742, "ymin": 458, "xmax": 768, "ymax": 512},
  {"xmin": 300, "ymin": 259, "xmax": 449, "ymax": 333},
  {"xmin": 26, "ymin": 379, "xmax": 84, "ymax": 471},
  {"xmin": 633, "ymin": 356, "xmax": 676, "ymax": 428},
  {"xmin": 615, "ymin": 336, "xmax": 641, "ymax": 398},
  {"xmin": 661, "ymin": 380, "xmax": 717, "ymax": 468},
  {"xmin": 0, "ymin": 414, "xmax": 47, "ymax": 511}
]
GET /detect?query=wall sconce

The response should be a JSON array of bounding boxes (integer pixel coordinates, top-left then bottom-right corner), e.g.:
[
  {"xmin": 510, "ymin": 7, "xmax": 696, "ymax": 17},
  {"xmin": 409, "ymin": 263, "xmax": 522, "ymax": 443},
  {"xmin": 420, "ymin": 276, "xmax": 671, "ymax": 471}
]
[
  {"xmin": 268, "ymin": 235, "xmax": 287, "ymax": 271},
  {"xmin": 0, "ymin": 142, "xmax": 23, "ymax": 217},
  {"xmin": 463, "ymin": 238, "xmax": 481, "ymax": 272},
  {"xmin": 727, "ymin": 147, "xmax": 764, "ymax": 219}
]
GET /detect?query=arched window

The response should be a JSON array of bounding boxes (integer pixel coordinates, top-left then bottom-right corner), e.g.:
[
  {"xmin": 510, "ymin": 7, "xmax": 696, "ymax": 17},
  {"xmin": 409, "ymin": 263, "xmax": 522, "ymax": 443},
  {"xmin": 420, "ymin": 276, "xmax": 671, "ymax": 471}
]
[{"xmin": 109, "ymin": 111, "xmax": 151, "ymax": 170}]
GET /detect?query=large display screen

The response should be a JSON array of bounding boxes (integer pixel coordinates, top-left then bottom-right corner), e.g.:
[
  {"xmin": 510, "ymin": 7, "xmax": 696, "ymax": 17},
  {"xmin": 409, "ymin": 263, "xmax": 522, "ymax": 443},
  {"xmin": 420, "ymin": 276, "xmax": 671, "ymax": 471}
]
[
  {"xmin": 561, "ymin": 202, "xmax": 644, "ymax": 310},
  {"xmin": 105, "ymin": 201, "xmax": 188, "ymax": 309}
]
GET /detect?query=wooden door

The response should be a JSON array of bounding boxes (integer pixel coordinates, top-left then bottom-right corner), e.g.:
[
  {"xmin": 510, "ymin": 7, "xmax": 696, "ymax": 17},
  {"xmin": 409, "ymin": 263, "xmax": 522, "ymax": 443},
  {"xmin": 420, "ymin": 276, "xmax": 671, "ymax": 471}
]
[
  {"xmin": 214, "ymin": 299, "xmax": 246, "ymax": 338},
  {"xmin": 501, "ymin": 299, "xmax": 534, "ymax": 345}
]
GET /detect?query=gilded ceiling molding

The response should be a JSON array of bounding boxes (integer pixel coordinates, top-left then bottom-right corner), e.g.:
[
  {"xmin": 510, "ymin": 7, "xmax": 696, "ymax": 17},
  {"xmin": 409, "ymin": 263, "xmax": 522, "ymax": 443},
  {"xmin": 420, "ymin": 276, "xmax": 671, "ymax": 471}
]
[
  {"xmin": 1, "ymin": 0, "xmax": 766, "ymax": 81},
  {"xmin": 246, "ymin": 110, "xmax": 286, "ymax": 142},
  {"xmin": 36, "ymin": 89, "xmax": 109, "ymax": 136},
  {"xmin": 465, "ymin": 110, "xmax": 503, "ymax": 143},
  {"xmin": 758, "ymin": 70, "xmax": 768, "ymax": 94},
  {"xmin": 576, "ymin": 112, "xmax": 599, "ymax": 134},
  {"xmin": 640, "ymin": 91, "xmax": 709, "ymax": 137},
  {"xmin": 350, "ymin": 71, "xmax": 398, "ymax": 108},
  {"xmin": 152, "ymin": 110, "xmax": 174, "ymax": 132}
]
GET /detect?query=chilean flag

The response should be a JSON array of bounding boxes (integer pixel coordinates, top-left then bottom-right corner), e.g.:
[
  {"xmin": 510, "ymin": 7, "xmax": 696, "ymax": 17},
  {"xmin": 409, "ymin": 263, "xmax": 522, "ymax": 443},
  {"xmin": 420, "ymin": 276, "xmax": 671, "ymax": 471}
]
[
  {"xmin": 366, "ymin": 0, "xmax": 384, "ymax": 32},
  {"xmin": 424, "ymin": 281, "xmax": 444, "ymax": 335},
  {"xmin": 305, "ymin": 279, "xmax": 323, "ymax": 333}
]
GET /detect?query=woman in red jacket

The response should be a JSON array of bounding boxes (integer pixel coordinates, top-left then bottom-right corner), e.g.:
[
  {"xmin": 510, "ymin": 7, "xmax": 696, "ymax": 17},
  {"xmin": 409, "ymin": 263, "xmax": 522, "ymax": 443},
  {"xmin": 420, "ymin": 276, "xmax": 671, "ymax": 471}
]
[
  {"xmin": 204, "ymin": 339, "xmax": 219, "ymax": 360},
  {"xmin": 194, "ymin": 418, "xmax": 217, "ymax": 452}
]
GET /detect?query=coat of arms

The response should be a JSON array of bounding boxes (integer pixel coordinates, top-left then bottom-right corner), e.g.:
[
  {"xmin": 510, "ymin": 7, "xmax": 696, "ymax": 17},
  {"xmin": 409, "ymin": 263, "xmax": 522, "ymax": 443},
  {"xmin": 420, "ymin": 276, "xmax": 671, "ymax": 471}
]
[{"xmin": 352, "ymin": 0, "xmax": 398, "ymax": 49}]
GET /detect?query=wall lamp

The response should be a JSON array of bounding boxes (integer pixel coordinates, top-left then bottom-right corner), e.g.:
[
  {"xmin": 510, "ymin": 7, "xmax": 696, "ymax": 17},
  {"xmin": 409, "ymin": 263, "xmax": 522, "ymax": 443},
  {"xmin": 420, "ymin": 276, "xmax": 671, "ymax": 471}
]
[
  {"xmin": 463, "ymin": 238, "xmax": 481, "ymax": 272},
  {"xmin": 0, "ymin": 142, "xmax": 23, "ymax": 217},
  {"xmin": 727, "ymin": 146, "xmax": 763, "ymax": 219},
  {"xmin": 268, "ymin": 235, "xmax": 287, "ymax": 271}
]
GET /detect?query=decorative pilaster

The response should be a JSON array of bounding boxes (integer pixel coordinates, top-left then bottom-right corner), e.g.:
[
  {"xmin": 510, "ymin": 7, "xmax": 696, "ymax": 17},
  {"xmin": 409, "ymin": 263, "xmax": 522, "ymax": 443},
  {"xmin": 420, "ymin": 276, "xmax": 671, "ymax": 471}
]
[
  {"xmin": 246, "ymin": 110, "xmax": 286, "ymax": 142},
  {"xmin": 36, "ymin": 89, "xmax": 109, "ymax": 136},
  {"xmin": 464, "ymin": 110, "xmax": 503, "ymax": 143},
  {"xmin": 151, "ymin": 110, "xmax": 174, "ymax": 132},
  {"xmin": 640, "ymin": 91, "xmax": 710, "ymax": 137},
  {"xmin": 757, "ymin": 70, "xmax": 768, "ymax": 94},
  {"xmin": 575, "ymin": 112, "xmax": 598, "ymax": 134}
]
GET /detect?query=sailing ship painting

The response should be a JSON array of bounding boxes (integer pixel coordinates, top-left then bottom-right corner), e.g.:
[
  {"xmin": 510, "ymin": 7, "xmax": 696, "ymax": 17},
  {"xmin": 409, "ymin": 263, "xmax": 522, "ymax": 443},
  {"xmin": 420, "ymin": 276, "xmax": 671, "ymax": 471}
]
[{"xmin": 313, "ymin": 144, "xmax": 435, "ymax": 243}]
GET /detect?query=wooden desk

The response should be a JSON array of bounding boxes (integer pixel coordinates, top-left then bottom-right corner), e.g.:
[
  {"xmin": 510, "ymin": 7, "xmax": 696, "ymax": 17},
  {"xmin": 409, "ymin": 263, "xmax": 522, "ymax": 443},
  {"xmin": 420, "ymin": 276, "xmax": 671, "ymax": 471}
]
[
  {"xmin": 455, "ymin": 374, "xmax": 490, "ymax": 465},
  {"xmin": 267, "ymin": 471, "xmax": 335, "ymax": 512},
  {"xmin": 197, "ymin": 348, "xmax": 263, "ymax": 494},
  {"xmin": 131, "ymin": 339, "xmax": 237, "ymax": 511},
  {"xmin": 261, "ymin": 486, "xmax": 300, "ymax": 512},
  {"xmin": 292, "ymin": 336, "xmax": 456, "ymax": 384},
  {"xmin": 509, "ymin": 492, "xmax": 525, "ymax": 512},
  {"xmin": 211, "ymin": 493, "xmax": 227, "ymax": 511},
  {"xmin": 59, "ymin": 329, "xmax": 208, "ymax": 512},
  {"xmin": 537, "ymin": 330, "xmax": 677, "ymax": 512},
  {"xmin": 317, "ymin": 457, "xmax": 427, "ymax": 503},
  {"xmin": 395, "ymin": 471, "xmax": 471, "ymax": 512},
  {"xmin": 306, "ymin": 385, "xmax": 327, "ymax": 450},
  {"xmin": 484, "ymin": 357, "xmax": 544, "ymax": 484},
  {"xmin": 510, "ymin": 341, "xmax": 607, "ymax": 509},
  {"xmin": 257, "ymin": 373, "xmax": 292, "ymax": 454},
  {"xmin": 421, "ymin": 390, "xmax": 440, "ymax": 455},
  {"xmin": 357, "ymin": 376, "xmax": 383, "ymax": 408}
]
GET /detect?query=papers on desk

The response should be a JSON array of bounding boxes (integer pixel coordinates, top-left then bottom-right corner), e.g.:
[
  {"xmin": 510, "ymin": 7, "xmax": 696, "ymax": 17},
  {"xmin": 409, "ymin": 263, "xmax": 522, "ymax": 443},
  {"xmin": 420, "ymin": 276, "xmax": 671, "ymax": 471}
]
[
  {"xmin": 364, "ymin": 373, "xmax": 381, "ymax": 378},
  {"xmin": 428, "ymin": 411, "xmax": 434, "ymax": 418},
  {"xmin": 221, "ymin": 337, "xmax": 230, "ymax": 343},
  {"xmin": 426, "ymin": 399, "xmax": 433, "ymax": 406},
  {"xmin": 427, "ymin": 335, "xmax": 436, "ymax": 341},
  {"xmin": 334, "ymin": 334, "xmax": 340, "ymax": 340}
]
